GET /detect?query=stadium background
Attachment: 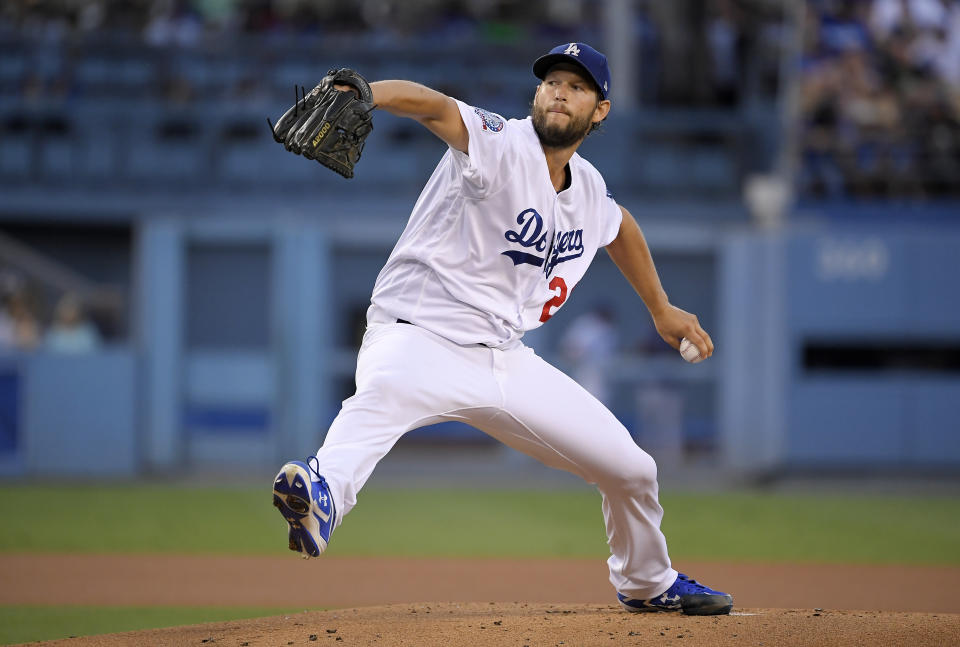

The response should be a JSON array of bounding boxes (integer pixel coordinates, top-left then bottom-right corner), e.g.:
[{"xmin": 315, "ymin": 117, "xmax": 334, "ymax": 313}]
[{"xmin": 0, "ymin": 0, "xmax": 959, "ymax": 644}]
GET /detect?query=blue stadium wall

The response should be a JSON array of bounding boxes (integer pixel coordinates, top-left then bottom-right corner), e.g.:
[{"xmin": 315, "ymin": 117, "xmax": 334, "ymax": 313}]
[{"xmin": 1, "ymin": 212, "xmax": 959, "ymax": 479}]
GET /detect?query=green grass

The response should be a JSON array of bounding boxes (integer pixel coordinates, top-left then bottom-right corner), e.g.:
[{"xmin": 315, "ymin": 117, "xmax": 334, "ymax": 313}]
[
  {"xmin": 660, "ymin": 493, "xmax": 960, "ymax": 565},
  {"xmin": 0, "ymin": 605, "xmax": 299, "ymax": 646},
  {"xmin": 0, "ymin": 485, "xmax": 958, "ymax": 564},
  {"xmin": 1, "ymin": 485, "xmax": 958, "ymax": 645}
]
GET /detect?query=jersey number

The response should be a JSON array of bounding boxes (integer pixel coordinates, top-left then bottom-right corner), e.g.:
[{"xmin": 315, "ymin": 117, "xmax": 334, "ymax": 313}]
[{"xmin": 539, "ymin": 276, "xmax": 568, "ymax": 323}]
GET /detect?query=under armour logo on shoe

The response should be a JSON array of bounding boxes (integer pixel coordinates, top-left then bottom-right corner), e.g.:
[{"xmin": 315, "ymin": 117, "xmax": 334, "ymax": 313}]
[
  {"xmin": 564, "ymin": 43, "xmax": 580, "ymax": 56},
  {"xmin": 318, "ymin": 493, "xmax": 328, "ymax": 506}
]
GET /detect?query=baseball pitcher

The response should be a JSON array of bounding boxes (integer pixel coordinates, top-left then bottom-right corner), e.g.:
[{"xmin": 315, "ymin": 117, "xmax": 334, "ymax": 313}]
[{"xmin": 270, "ymin": 42, "xmax": 732, "ymax": 615}]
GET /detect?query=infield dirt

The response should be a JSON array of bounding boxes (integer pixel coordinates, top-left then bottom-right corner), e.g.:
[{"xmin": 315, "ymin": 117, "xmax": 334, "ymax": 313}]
[
  {"xmin": 16, "ymin": 603, "xmax": 960, "ymax": 647},
  {"xmin": 4, "ymin": 555, "xmax": 959, "ymax": 646}
]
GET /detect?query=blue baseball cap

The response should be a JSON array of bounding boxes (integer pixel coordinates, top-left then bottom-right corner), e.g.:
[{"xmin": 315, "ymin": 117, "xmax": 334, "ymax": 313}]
[{"xmin": 533, "ymin": 42, "xmax": 611, "ymax": 99}]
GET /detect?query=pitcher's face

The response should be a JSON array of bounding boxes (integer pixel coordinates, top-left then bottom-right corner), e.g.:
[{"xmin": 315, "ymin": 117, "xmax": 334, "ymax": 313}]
[{"xmin": 532, "ymin": 65, "xmax": 608, "ymax": 148}]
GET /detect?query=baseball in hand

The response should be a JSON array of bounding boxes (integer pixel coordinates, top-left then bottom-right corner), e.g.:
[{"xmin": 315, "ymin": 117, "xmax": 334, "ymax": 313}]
[{"xmin": 679, "ymin": 338, "xmax": 703, "ymax": 363}]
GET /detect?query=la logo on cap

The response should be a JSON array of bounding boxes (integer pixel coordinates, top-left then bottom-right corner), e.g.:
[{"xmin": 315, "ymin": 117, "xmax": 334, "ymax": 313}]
[{"xmin": 564, "ymin": 43, "xmax": 580, "ymax": 56}]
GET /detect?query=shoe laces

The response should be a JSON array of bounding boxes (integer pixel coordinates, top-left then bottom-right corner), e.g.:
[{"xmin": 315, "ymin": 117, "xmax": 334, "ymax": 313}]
[
  {"xmin": 306, "ymin": 456, "xmax": 333, "ymax": 492},
  {"xmin": 306, "ymin": 456, "xmax": 324, "ymax": 482}
]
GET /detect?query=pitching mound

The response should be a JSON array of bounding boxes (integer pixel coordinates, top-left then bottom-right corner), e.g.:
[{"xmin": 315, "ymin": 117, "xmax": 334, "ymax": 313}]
[{"xmin": 21, "ymin": 603, "xmax": 960, "ymax": 647}]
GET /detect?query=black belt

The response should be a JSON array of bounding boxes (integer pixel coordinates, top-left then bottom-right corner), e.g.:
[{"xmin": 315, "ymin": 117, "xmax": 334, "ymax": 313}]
[{"xmin": 397, "ymin": 318, "xmax": 412, "ymax": 325}]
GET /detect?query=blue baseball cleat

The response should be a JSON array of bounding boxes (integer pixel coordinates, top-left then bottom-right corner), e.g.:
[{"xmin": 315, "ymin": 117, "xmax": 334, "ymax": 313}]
[
  {"xmin": 272, "ymin": 458, "xmax": 336, "ymax": 557},
  {"xmin": 617, "ymin": 573, "xmax": 733, "ymax": 615}
]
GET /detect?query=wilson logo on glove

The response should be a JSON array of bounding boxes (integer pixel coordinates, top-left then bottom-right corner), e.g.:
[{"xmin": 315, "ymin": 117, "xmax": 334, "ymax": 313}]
[
  {"xmin": 311, "ymin": 122, "xmax": 332, "ymax": 148},
  {"xmin": 268, "ymin": 68, "xmax": 375, "ymax": 179}
]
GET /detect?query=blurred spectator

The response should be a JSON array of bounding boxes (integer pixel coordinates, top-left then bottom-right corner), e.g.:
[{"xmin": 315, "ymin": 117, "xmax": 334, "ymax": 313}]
[
  {"xmin": 707, "ymin": 0, "xmax": 746, "ymax": 107},
  {"xmin": 44, "ymin": 292, "xmax": 101, "ymax": 354},
  {"xmin": 634, "ymin": 380, "xmax": 684, "ymax": 466},
  {"xmin": 642, "ymin": 0, "xmax": 784, "ymax": 107},
  {"xmin": 0, "ymin": 0, "xmax": 793, "ymax": 110},
  {"xmin": 0, "ymin": 302, "xmax": 13, "ymax": 350},
  {"xmin": 558, "ymin": 304, "xmax": 618, "ymax": 406},
  {"xmin": 799, "ymin": 0, "xmax": 960, "ymax": 198},
  {"xmin": 869, "ymin": 0, "xmax": 947, "ymax": 40},
  {"xmin": 144, "ymin": 1, "xmax": 204, "ymax": 48},
  {"xmin": 0, "ymin": 275, "xmax": 41, "ymax": 352}
]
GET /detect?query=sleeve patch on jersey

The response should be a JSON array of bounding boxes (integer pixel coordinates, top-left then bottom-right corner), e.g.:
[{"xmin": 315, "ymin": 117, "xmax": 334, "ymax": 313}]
[{"xmin": 473, "ymin": 107, "xmax": 504, "ymax": 132}]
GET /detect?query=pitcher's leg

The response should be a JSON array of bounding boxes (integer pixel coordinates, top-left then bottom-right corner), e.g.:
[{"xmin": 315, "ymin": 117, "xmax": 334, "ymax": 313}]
[
  {"xmin": 274, "ymin": 322, "xmax": 498, "ymax": 557},
  {"xmin": 311, "ymin": 322, "xmax": 499, "ymax": 523},
  {"xmin": 314, "ymin": 386, "xmax": 412, "ymax": 526},
  {"xmin": 485, "ymin": 346, "xmax": 676, "ymax": 600},
  {"xmin": 599, "ymin": 467, "xmax": 674, "ymax": 599},
  {"xmin": 273, "ymin": 323, "xmax": 424, "ymax": 557}
]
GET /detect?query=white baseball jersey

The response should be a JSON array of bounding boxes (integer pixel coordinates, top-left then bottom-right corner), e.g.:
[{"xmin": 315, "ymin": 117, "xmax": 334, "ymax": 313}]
[{"xmin": 370, "ymin": 100, "xmax": 623, "ymax": 347}]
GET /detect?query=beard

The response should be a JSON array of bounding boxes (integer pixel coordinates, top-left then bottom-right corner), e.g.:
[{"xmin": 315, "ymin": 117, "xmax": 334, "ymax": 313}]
[{"xmin": 531, "ymin": 102, "xmax": 594, "ymax": 149}]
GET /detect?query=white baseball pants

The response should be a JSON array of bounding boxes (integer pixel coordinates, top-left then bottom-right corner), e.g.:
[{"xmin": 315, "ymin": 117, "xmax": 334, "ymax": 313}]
[{"xmin": 314, "ymin": 306, "xmax": 678, "ymax": 599}]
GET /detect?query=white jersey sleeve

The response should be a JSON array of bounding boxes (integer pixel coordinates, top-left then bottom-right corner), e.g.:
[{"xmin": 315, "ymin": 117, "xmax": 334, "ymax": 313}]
[
  {"xmin": 599, "ymin": 187, "xmax": 623, "ymax": 247},
  {"xmin": 449, "ymin": 100, "xmax": 511, "ymax": 198}
]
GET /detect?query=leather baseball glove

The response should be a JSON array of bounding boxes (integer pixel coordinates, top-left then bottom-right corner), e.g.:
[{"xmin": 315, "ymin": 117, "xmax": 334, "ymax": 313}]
[{"xmin": 269, "ymin": 68, "xmax": 374, "ymax": 178}]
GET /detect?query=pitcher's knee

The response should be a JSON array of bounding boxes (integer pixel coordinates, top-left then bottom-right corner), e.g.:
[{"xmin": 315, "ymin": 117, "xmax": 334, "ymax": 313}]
[{"xmin": 597, "ymin": 450, "xmax": 658, "ymax": 493}]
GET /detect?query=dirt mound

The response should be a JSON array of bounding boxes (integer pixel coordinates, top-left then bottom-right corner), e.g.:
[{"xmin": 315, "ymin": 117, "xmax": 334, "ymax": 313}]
[
  {"xmin": 6, "ymin": 556, "xmax": 960, "ymax": 645},
  {"xmin": 20, "ymin": 603, "xmax": 960, "ymax": 647}
]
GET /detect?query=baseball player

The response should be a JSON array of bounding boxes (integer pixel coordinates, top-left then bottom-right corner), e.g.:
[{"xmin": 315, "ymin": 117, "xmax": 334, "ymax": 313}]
[{"xmin": 272, "ymin": 42, "xmax": 733, "ymax": 615}]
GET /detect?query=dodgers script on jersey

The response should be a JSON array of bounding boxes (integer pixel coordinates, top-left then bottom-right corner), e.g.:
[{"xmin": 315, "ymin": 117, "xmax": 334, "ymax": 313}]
[{"xmin": 370, "ymin": 100, "xmax": 622, "ymax": 347}]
